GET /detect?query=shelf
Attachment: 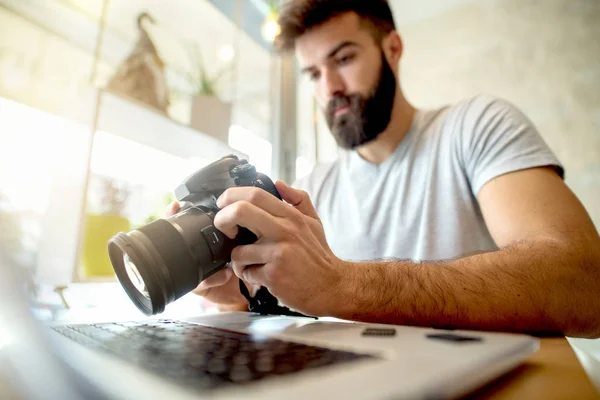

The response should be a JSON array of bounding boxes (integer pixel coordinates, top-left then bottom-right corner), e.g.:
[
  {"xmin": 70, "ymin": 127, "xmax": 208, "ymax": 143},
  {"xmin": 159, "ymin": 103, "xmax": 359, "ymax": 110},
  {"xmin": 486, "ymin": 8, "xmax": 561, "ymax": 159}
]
[
  {"xmin": 95, "ymin": 89, "xmax": 247, "ymax": 162},
  {"xmin": 0, "ymin": 89, "xmax": 247, "ymax": 286}
]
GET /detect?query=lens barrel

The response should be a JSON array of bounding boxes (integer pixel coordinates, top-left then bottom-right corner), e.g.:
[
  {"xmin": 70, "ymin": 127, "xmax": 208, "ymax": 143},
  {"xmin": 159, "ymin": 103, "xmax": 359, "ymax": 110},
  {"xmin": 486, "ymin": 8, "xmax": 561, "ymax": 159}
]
[{"xmin": 108, "ymin": 206, "xmax": 233, "ymax": 315}]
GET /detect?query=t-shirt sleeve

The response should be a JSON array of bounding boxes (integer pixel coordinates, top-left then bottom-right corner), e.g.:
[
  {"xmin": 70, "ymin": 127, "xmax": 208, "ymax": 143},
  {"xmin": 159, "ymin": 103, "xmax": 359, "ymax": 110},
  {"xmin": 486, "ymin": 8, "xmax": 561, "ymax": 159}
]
[{"xmin": 459, "ymin": 95, "xmax": 564, "ymax": 196}]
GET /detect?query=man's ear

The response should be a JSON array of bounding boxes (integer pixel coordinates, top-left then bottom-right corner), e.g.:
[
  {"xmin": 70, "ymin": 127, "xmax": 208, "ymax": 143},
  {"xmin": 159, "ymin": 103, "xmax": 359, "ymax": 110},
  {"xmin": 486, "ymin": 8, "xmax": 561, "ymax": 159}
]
[{"xmin": 382, "ymin": 31, "xmax": 403, "ymax": 67}]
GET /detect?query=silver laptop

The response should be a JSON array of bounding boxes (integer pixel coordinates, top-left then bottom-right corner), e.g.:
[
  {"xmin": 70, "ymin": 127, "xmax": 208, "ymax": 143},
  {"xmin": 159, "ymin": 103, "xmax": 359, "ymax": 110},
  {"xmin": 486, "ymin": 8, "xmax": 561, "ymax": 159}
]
[{"xmin": 0, "ymin": 254, "xmax": 538, "ymax": 400}]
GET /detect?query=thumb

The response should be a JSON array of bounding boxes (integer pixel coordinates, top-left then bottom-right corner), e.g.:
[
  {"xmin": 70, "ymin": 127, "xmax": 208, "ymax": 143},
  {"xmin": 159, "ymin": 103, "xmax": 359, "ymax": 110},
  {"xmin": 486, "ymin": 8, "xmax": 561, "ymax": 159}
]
[
  {"xmin": 165, "ymin": 200, "xmax": 180, "ymax": 217},
  {"xmin": 275, "ymin": 180, "xmax": 319, "ymax": 220}
]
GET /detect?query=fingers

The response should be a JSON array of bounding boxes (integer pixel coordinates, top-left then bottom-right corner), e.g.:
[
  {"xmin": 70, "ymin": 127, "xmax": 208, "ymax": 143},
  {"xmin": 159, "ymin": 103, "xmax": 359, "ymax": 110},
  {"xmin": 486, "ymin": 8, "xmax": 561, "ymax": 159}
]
[
  {"xmin": 230, "ymin": 244, "xmax": 280, "ymax": 287},
  {"xmin": 214, "ymin": 201, "xmax": 287, "ymax": 240},
  {"xmin": 230, "ymin": 243, "xmax": 271, "ymax": 279},
  {"xmin": 275, "ymin": 181, "xmax": 319, "ymax": 220},
  {"xmin": 165, "ymin": 200, "xmax": 180, "ymax": 217},
  {"xmin": 242, "ymin": 264, "xmax": 269, "ymax": 286},
  {"xmin": 217, "ymin": 187, "xmax": 294, "ymax": 218},
  {"xmin": 195, "ymin": 267, "xmax": 232, "ymax": 293}
]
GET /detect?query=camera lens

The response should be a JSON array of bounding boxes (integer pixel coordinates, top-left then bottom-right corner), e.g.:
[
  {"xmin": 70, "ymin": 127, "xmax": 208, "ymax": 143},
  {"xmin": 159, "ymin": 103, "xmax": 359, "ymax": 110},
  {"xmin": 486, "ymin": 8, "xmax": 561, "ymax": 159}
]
[
  {"xmin": 123, "ymin": 254, "xmax": 149, "ymax": 299},
  {"xmin": 108, "ymin": 206, "xmax": 234, "ymax": 315}
]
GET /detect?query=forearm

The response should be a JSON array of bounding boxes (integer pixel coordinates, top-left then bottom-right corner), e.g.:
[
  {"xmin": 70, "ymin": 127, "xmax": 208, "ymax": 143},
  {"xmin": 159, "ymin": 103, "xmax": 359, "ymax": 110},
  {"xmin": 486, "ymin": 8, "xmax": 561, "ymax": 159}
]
[{"xmin": 332, "ymin": 235, "xmax": 600, "ymax": 337}]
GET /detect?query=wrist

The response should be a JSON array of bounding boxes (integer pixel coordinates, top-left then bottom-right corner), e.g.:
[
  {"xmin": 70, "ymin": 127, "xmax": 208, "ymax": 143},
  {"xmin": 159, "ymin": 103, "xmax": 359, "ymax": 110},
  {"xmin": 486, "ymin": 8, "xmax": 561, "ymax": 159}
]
[{"xmin": 328, "ymin": 259, "xmax": 359, "ymax": 320}]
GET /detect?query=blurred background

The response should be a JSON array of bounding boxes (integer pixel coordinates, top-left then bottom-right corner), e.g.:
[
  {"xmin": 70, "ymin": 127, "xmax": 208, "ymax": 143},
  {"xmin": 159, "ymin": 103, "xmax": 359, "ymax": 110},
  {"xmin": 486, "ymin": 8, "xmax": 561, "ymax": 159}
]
[{"xmin": 0, "ymin": 0, "xmax": 598, "ymax": 351}]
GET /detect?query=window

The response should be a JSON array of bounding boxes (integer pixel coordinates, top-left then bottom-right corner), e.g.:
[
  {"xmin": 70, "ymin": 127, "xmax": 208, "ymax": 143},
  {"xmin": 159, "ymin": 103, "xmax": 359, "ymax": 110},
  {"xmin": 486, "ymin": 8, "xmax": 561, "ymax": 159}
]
[
  {"xmin": 229, "ymin": 124, "xmax": 273, "ymax": 177},
  {"xmin": 0, "ymin": 0, "xmax": 278, "ymax": 317},
  {"xmin": 0, "ymin": 97, "xmax": 92, "ymax": 284}
]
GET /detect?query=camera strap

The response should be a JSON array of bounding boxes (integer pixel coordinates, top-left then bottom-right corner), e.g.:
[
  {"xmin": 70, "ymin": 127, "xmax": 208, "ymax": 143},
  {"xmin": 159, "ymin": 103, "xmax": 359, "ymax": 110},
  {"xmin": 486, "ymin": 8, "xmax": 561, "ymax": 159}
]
[{"xmin": 238, "ymin": 279, "xmax": 315, "ymax": 318}]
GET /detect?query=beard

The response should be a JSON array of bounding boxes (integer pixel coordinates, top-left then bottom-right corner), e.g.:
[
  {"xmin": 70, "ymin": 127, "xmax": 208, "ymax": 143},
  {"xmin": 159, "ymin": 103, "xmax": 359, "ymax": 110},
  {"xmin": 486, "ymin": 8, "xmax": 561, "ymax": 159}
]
[{"xmin": 325, "ymin": 52, "xmax": 397, "ymax": 150}]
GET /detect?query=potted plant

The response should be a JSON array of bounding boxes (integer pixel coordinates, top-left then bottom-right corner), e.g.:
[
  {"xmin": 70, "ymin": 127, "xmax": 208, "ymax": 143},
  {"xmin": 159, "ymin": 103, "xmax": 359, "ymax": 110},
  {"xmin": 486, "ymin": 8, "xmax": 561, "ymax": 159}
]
[
  {"xmin": 82, "ymin": 176, "xmax": 131, "ymax": 278},
  {"xmin": 184, "ymin": 44, "xmax": 233, "ymax": 144}
]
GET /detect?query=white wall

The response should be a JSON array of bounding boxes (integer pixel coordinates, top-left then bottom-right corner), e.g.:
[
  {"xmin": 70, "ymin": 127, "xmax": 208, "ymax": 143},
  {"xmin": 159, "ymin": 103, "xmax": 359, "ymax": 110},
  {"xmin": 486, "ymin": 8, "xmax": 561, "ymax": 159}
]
[{"xmin": 399, "ymin": 0, "xmax": 600, "ymax": 227}]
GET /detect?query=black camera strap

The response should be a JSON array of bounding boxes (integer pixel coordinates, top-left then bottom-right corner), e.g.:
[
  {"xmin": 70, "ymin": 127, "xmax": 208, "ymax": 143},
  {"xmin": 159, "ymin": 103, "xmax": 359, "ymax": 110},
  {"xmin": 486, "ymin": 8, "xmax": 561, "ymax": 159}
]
[{"xmin": 238, "ymin": 279, "xmax": 315, "ymax": 318}]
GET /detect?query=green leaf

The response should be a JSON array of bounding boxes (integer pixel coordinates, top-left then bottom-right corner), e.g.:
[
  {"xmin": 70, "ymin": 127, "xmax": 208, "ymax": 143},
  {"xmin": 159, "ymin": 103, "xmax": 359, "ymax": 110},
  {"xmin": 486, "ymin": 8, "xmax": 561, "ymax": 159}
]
[{"xmin": 184, "ymin": 43, "xmax": 233, "ymax": 98}]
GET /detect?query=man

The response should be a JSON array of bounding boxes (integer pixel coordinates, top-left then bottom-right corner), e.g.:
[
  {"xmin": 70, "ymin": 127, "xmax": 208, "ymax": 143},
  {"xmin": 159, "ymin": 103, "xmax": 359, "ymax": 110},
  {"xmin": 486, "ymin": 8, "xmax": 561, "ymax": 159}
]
[{"xmin": 172, "ymin": 0, "xmax": 600, "ymax": 337}]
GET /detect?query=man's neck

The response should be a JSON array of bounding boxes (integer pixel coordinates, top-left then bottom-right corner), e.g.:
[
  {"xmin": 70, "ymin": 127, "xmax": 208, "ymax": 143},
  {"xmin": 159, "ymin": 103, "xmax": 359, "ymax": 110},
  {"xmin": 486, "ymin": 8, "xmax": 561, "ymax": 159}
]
[{"xmin": 355, "ymin": 93, "xmax": 416, "ymax": 165}]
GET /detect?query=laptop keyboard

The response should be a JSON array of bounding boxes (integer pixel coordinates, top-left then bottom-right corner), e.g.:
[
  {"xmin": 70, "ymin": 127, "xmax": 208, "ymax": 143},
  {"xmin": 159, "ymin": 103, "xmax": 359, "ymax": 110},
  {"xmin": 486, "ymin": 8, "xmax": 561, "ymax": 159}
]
[{"xmin": 52, "ymin": 319, "xmax": 375, "ymax": 391}]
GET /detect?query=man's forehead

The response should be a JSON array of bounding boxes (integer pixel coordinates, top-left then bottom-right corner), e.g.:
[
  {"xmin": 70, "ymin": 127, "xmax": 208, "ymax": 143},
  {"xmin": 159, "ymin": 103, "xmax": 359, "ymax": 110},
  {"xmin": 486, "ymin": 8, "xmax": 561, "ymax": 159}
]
[{"xmin": 295, "ymin": 12, "xmax": 370, "ymax": 66}]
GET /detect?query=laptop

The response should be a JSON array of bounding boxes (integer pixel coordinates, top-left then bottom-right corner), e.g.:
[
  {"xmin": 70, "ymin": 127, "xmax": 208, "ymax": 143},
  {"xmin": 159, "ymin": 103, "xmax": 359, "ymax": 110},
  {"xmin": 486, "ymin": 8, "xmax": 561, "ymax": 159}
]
[{"xmin": 0, "ymin": 254, "xmax": 539, "ymax": 400}]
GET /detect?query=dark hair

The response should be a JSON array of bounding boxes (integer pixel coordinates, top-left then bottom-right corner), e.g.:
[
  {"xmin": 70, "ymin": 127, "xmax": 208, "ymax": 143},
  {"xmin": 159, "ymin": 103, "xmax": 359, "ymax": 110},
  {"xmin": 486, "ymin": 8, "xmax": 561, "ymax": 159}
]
[{"xmin": 275, "ymin": 0, "xmax": 397, "ymax": 52}]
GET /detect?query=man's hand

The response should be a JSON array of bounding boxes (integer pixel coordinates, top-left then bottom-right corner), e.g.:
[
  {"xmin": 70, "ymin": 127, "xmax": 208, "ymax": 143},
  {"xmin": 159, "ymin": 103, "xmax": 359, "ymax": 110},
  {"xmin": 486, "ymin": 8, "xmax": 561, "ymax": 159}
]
[
  {"xmin": 214, "ymin": 181, "xmax": 346, "ymax": 316},
  {"xmin": 165, "ymin": 201, "xmax": 250, "ymax": 312}
]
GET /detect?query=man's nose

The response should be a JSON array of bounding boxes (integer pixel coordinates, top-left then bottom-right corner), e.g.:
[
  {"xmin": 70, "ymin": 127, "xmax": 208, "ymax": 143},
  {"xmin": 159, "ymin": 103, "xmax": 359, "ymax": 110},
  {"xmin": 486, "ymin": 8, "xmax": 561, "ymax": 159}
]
[{"xmin": 321, "ymin": 69, "xmax": 346, "ymax": 100}]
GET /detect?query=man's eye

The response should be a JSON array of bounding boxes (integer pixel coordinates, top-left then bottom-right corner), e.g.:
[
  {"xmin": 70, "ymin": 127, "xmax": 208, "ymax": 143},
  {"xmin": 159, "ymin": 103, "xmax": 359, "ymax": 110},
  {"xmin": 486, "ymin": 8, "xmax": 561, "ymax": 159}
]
[
  {"xmin": 336, "ymin": 54, "xmax": 355, "ymax": 66},
  {"xmin": 309, "ymin": 71, "xmax": 321, "ymax": 81}
]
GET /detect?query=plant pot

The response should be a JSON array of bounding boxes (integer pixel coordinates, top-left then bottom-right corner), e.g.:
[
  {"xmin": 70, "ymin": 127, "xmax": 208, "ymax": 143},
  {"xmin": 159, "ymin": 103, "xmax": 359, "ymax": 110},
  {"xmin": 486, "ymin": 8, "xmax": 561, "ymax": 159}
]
[
  {"xmin": 190, "ymin": 95, "xmax": 232, "ymax": 144},
  {"xmin": 82, "ymin": 214, "xmax": 130, "ymax": 278}
]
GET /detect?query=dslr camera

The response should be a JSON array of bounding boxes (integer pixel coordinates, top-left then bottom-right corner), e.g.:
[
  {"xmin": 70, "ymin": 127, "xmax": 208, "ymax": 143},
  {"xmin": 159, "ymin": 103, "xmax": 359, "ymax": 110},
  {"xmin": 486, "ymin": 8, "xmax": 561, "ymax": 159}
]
[{"xmin": 108, "ymin": 154, "xmax": 286, "ymax": 316}]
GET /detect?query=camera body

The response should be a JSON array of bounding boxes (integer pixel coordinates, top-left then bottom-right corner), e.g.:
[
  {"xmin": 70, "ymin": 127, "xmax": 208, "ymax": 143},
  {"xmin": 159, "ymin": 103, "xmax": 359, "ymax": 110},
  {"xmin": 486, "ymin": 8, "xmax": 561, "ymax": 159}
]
[
  {"xmin": 175, "ymin": 154, "xmax": 281, "ymax": 210},
  {"xmin": 108, "ymin": 154, "xmax": 282, "ymax": 316},
  {"xmin": 173, "ymin": 154, "xmax": 282, "ymax": 278}
]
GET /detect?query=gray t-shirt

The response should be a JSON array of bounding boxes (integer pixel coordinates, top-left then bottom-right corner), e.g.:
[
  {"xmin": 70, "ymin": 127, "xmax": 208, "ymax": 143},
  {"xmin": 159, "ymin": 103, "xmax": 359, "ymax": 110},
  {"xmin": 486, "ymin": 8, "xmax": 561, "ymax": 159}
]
[{"xmin": 294, "ymin": 95, "xmax": 564, "ymax": 262}]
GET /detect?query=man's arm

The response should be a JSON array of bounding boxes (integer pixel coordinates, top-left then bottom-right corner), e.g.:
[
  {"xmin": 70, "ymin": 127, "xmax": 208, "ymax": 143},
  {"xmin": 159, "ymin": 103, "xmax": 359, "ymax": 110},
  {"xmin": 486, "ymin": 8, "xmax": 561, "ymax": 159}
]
[
  {"xmin": 333, "ymin": 167, "xmax": 600, "ymax": 338},
  {"xmin": 214, "ymin": 174, "xmax": 600, "ymax": 338}
]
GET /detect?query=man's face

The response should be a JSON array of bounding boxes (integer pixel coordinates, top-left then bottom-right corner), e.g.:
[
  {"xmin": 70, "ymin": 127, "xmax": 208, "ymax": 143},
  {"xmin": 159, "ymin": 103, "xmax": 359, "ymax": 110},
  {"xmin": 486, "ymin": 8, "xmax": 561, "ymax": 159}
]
[{"xmin": 296, "ymin": 12, "xmax": 398, "ymax": 149}]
